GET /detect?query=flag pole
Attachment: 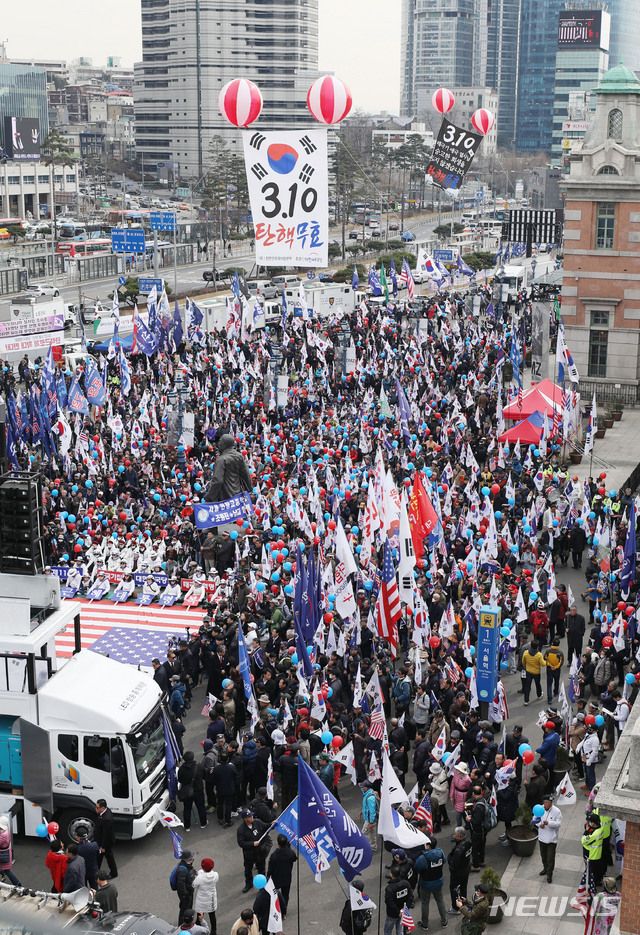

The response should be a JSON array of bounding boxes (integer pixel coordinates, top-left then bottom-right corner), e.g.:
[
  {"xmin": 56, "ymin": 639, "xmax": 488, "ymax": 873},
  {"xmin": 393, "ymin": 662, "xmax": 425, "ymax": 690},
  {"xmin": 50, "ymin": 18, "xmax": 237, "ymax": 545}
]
[
  {"xmin": 296, "ymin": 836, "xmax": 301, "ymax": 935},
  {"xmin": 376, "ymin": 837, "xmax": 384, "ymax": 935}
]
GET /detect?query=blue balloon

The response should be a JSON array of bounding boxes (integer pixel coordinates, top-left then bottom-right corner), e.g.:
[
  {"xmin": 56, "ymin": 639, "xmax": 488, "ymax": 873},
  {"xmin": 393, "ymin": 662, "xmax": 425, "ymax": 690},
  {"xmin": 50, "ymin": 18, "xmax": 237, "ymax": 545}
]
[
  {"xmin": 503, "ymin": 618, "xmax": 513, "ymax": 628},
  {"xmin": 256, "ymin": 581, "xmax": 266, "ymax": 592},
  {"xmin": 36, "ymin": 823, "xmax": 48, "ymax": 838},
  {"xmin": 284, "ymin": 584, "xmax": 294, "ymax": 595},
  {"xmin": 291, "ymin": 653, "xmax": 298, "ymax": 665},
  {"xmin": 482, "ymin": 486, "xmax": 490, "ymax": 496},
  {"xmin": 442, "ymin": 751, "xmax": 450, "ymax": 763},
  {"xmin": 85, "ymin": 479, "xmax": 93, "ymax": 488},
  {"xmin": 626, "ymin": 673, "xmax": 636, "ymax": 684},
  {"xmin": 500, "ymin": 626, "xmax": 511, "ymax": 637},
  {"xmin": 532, "ymin": 804, "xmax": 545, "ymax": 818},
  {"xmin": 500, "ymin": 660, "xmax": 508, "ymax": 670},
  {"xmin": 465, "ymin": 667, "xmax": 473, "ymax": 678},
  {"xmin": 321, "ymin": 731, "xmax": 333, "ymax": 745},
  {"xmin": 518, "ymin": 743, "xmax": 532, "ymax": 756},
  {"xmin": 469, "ymin": 645, "xmax": 475, "ymax": 655},
  {"xmin": 595, "ymin": 715, "xmax": 605, "ymax": 727},
  {"xmin": 68, "ymin": 514, "xmax": 76, "ymax": 524},
  {"xmin": 119, "ymin": 465, "xmax": 125, "ymax": 473},
  {"xmin": 253, "ymin": 874, "xmax": 267, "ymax": 890},
  {"xmin": 530, "ymin": 592, "xmax": 538, "ymax": 603}
]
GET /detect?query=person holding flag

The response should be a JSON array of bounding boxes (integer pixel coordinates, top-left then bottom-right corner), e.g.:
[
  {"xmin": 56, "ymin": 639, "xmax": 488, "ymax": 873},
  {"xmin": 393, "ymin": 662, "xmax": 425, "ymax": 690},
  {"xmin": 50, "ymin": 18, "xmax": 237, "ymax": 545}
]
[{"xmin": 339, "ymin": 879, "xmax": 374, "ymax": 935}]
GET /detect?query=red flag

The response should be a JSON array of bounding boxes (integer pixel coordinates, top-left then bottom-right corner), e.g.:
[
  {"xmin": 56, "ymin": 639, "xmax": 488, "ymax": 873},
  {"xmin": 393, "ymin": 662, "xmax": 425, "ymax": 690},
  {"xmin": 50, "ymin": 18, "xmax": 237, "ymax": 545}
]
[{"xmin": 408, "ymin": 473, "xmax": 438, "ymax": 558}]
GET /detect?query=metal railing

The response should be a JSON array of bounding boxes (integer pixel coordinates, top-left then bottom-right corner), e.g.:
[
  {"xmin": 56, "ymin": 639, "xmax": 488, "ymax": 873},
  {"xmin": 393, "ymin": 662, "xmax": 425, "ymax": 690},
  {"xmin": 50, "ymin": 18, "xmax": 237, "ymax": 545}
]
[{"xmin": 578, "ymin": 379, "xmax": 640, "ymax": 407}]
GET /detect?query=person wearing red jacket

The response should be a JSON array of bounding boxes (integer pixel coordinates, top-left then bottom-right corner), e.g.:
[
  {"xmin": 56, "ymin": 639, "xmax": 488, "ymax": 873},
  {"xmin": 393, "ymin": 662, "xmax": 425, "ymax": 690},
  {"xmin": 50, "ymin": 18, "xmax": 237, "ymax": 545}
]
[
  {"xmin": 45, "ymin": 839, "xmax": 68, "ymax": 893},
  {"xmin": 529, "ymin": 602, "xmax": 549, "ymax": 646}
]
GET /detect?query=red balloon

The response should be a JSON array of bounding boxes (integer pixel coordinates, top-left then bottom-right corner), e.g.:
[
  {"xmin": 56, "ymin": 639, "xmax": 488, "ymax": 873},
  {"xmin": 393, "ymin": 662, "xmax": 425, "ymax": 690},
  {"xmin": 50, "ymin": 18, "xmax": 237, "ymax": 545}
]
[
  {"xmin": 119, "ymin": 511, "xmax": 127, "ymax": 521},
  {"xmin": 602, "ymin": 635, "xmax": 613, "ymax": 647},
  {"xmin": 617, "ymin": 601, "xmax": 626, "ymax": 611},
  {"xmin": 429, "ymin": 636, "xmax": 441, "ymax": 649},
  {"xmin": 491, "ymin": 483, "xmax": 500, "ymax": 495},
  {"xmin": 327, "ymin": 520, "xmax": 337, "ymax": 531},
  {"xmin": 218, "ymin": 78, "xmax": 263, "ymax": 128},
  {"xmin": 585, "ymin": 714, "xmax": 596, "ymax": 725},
  {"xmin": 307, "ymin": 75, "xmax": 352, "ymax": 125},
  {"xmin": 599, "ymin": 472, "xmax": 607, "ymax": 480},
  {"xmin": 270, "ymin": 585, "xmax": 279, "ymax": 594},
  {"xmin": 47, "ymin": 821, "xmax": 59, "ymax": 835},
  {"xmin": 73, "ymin": 544, "xmax": 82, "ymax": 553},
  {"xmin": 331, "ymin": 736, "xmax": 344, "ymax": 750},
  {"xmin": 522, "ymin": 750, "xmax": 535, "ymax": 764},
  {"xmin": 324, "ymin": 612, "xmax": 334, "ymax": 623},
  {"xmin": 432, "ymin": 87, "xmax": 455, "ymax": 114},
  {"xmin": 626, "ymin": 607, "xmax": 634, "ymax": 616},
  {"xmin": 471, "ymin": 108, "xmax": 495, "ymax": 135}
]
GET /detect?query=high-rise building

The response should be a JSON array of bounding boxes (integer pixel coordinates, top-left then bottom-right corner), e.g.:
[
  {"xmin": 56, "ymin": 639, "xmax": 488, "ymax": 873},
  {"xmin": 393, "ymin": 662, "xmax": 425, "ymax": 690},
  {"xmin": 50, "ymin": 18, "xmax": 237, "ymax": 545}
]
[
  {"xmin": 400, "ymin": 0, "xmax": 475, "ymax": 119},
  {"xmin": 606, "ymin": 0, "xmax": 640, "ymax": 73},
  {"xmin": 134, "ymin": 0, "xmax": 320, "ymax": 181},
  {"xmin": 515, "ymin": 0, "xmax": 567, "ymax": 152},
  {"xmin": 551, "ymin": 10, "xmax": 610, "ymax": 162},
  {"xmin": 0, "ymin": 63, "xmax": 49, "ymax": 155},
  {"xmin": 473, "ymin": 0, "xmax": 521, "ymax": 148}
]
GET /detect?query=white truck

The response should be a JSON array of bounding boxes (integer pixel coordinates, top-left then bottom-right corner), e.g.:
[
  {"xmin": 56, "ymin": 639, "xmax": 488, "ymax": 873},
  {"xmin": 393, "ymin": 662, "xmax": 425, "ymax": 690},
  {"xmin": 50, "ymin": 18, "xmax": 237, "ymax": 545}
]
[
  {"xmin": 283, "ymin": 282, "xmax": 356, "ymax": 317},
  {"xmin": 0, "ymin": 572, "xmax": 169, "ymax": 844}
]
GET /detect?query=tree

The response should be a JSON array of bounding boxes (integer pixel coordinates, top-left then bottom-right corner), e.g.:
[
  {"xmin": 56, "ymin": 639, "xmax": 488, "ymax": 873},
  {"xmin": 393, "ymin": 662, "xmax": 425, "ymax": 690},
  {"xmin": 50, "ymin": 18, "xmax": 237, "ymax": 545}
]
[{"xmin": 41, "ymin": 129, "xmax": 75, "ymax": 240}]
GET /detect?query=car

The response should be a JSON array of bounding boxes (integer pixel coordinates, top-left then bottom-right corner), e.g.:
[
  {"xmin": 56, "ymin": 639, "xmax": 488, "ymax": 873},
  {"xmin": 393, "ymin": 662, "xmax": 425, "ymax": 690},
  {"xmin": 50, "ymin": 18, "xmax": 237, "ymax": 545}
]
[
  {"xmin": 389, "ymin": 222, "xmax": 400, "ymax": 231},
  {"xmin": 26, "ymin": 283, "xmax": 60, "ymax": 297},
  {"xmin": 400, "ymin": 231, "xmax": 415, "ymax": 242},
  {"xmin": 348, "ymin": 230, "xmax": 360, "ymax": 240},
  {"xmin": 248, "ymin": 279, "xmax": 278, "ymax": 299},
  {"xmin": 0, "ymin": 228, "xmax": 10, "ymax": 241},
  {"xmin": 271, "ymin": 275, "xmax": 301, "ymax": 289},
  {"xmin": 202, "ymin": 269, "xmax": 229, "ymax": 283},
  {"xmin": 370, "ymin": 228, "xmax": 382, "ymax": 238},
  {"xmin": 80, "ymin": 302, "xmax": 108, "ymax": 324}
]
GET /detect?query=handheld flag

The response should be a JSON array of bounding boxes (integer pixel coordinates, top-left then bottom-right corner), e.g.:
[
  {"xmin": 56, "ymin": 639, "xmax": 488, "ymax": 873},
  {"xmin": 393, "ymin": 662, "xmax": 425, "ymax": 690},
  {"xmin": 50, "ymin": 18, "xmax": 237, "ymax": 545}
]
[
  {"xmin": 350, "ymin": 885, "xmax": 377, "ymax": 911},
  {"xmin": 352, "ymin": 265, "xmax": 360, "ymax": 292}
]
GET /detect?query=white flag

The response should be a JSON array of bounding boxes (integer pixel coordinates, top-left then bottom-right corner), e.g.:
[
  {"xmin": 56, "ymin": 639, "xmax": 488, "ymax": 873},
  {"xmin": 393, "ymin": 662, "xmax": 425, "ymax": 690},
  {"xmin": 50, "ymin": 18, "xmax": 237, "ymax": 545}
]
[
  {"xmin": 159, "ymin": 810, "xmax": 183, "ymax": 828},
  {"xmin": 267, "ymin": 754, "xmax": 275, "ymax": 801},
  {"xmin": 555, "ymin": 771, "xmax": 577, "ymax": 806},
  {"xmin": 265, "ymin": 878, "xmax": 283, "ymax": 934},
  {"xmin": 397, "ymin": 492, "xmax": 416, "ymax": 609},
  {"xmin": 350, "ymin": 885, "xmax": 377, "ymax": 912},
  {"xmin": 334, "ymin": 518, "xmax": 358, "ymax": 618},
  {"xmin": 378, "ymin": 755, "xmax": 430, "ymax": 848}
]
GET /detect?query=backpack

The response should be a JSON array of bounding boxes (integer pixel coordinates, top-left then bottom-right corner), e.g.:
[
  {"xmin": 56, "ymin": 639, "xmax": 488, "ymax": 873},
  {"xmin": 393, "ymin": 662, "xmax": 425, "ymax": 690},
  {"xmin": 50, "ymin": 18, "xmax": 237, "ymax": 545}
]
[
  {"xmin": 169, "ymin": 865, "xmax": 180, "ymax": 891},
  {"xmin": 479, "ymin": 798, "xmax": 498, "ymax": 831}
]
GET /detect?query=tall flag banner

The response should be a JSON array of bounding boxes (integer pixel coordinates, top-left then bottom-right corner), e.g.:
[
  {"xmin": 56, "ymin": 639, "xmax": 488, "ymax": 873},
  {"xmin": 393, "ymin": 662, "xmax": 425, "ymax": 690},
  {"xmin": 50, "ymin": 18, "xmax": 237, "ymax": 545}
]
[
  {"xmin": 42, "ymin": 345, "xmax": 57, "ymax": 417},
  {"xmin": 408, "ymin": 473, "xmax": 439, "ymax": 558},
  {"xmin": 265, "ymin": 878, "xmax": 283, "ymax": 934},
  {"xmin": 173, "ymin": 300, "xmax": 183, "ymax": 346},
  {"xmin": 119, "ymin": 344, "xmax": 131, "ymax": 396},
  {"xmin": 368, "ymin": 267, "xmax": 383, "ymax": 297},
  {"xmin": 395, "ymin": 378, "xmax": 412, "ymax": 444},
  {"xmin": 380, "ymin": 263, "xmax": 389, "ymax": 302},
  {"xmin": 584, "ymin": 392, "xmax": 596, "ymax": 456},
  {"xmin": 378, "ymin": 754, "xmax": 430, "ymax": 848},
  {"xmin": 237, "ymin": 622, "xmax": 253, "ymax": 700},
  {"xmin": 352, "ymin": 265, "xmax": 360, "ymax": 291},
  {"xmin": 242, "ymin": 129, "xmax": 329, "ymax": 268},
  {"xmin": 621, "ymin": 502, "xmax": 636, "ymax": 598},
  {"xmin": 401, "ymin": 259, "xmax": 415, "ymax": 299},
  {"xmin": 84, "ymin": 356, "xmax": 106, "ymax": 408},
  {"xmin": 376, "ymin": 539, "xmax": 401, "ymax": 656},
  {"xmin": 298, "ymin": 758, "xmax": 372, "ymax": 881},
  {"xmin": 390, "ymin": 258, "xmax": 398, "ymax": 298},
  {"xmin": 67, "ymin": 377, "xmax": 89, "ymax": 415}
]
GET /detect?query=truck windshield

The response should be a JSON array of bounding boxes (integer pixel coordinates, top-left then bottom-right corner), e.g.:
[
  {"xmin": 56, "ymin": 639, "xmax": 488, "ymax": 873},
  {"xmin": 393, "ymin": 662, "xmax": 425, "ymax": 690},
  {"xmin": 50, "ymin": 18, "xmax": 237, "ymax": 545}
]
[{"xmin": 127, "ymin": 706, "xmax": 165, "ymax": 782}]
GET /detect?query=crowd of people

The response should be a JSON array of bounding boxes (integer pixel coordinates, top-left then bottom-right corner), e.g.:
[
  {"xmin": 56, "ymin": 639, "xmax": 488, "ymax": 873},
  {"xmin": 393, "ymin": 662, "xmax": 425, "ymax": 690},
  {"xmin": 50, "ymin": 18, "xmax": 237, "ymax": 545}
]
[{"xmin": 4, "ymin": 274, "xmax": 638, "ymax": 935}]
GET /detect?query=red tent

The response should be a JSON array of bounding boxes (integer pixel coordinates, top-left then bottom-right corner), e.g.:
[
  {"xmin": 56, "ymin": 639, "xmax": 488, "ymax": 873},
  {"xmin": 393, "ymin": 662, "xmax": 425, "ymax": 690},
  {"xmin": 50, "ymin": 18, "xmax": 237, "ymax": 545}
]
[
  {"xmin": 503, "ymin": 379, "xmax": 564, "ymax": 420},
  {"xmin": 498, "ymin": 411, "xmax": 544, "ymax": 445}
]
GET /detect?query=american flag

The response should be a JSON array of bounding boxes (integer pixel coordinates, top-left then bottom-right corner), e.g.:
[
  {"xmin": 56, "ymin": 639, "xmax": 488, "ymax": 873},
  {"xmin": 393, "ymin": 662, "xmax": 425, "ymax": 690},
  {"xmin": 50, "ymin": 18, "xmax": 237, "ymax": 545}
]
[
  {"xmin": 445, "ymin": 656, "xmax": 462, "ymax": 685},
  {"xmin": 517, "ymin": 386, "xmax": 523, "ymax": 411},
  {"xmin": 401, "ymin": 904, "xmax": 415, "ymax": 931},
  {"xmin": 368, "ymin": 703, "xmax": 386, "ymax": 741},
  {"xmin": 571, "ymin": 861, "xmax": 596, "ymax": 918},
  {"xmin": 400, "ymin": 259, "xmax": 415, "ymax": 299},
  {"xmin": 376, "ymin": 539, "xmax": 401, "ymax": 656},
  {"xmin": 55, "ymin": 599, "xmax": 197, "ymax": 660},
  {"xmin": 302, "ymin": 831, "xmax": 318, "ymax": 851},
  {"xmin": 413, "ymin": 791, "xmax": 433, "ymax": 832}
]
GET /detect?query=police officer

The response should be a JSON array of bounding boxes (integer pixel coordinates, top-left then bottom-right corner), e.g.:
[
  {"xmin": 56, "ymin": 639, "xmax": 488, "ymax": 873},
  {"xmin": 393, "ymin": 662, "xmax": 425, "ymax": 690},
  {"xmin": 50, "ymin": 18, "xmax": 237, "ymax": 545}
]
[{"xmin": 447, "ymin": 827, "xmax": 473, "ymax": 914}]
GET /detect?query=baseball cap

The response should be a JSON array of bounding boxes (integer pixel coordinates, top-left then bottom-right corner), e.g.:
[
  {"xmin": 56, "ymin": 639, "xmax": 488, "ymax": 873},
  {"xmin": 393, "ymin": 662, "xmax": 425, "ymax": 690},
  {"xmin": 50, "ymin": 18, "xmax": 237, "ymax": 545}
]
[
  {"xmin": 392, "ymin": 848, "xmax": 406, "ymax": 859},
  {"xmin": 240, "ymin": 808, "xmax": 254, "ymax": 818}
]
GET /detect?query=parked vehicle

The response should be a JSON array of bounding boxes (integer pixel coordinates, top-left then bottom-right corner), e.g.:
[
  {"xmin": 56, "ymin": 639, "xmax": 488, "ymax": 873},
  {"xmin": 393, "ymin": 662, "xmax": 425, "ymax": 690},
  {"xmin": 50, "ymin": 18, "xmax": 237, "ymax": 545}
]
[{"xmin": 25, "ymin": 283, "xmax": 60, "ymax": 297}]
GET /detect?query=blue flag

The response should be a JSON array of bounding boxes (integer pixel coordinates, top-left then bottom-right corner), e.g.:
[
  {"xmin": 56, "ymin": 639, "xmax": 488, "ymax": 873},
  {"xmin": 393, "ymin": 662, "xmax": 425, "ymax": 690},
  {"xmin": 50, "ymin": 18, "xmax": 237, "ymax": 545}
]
[
  {"xmin": 29, "ymin": 387, "xmax": 42, "ymax": 445},
  {"xmin": 168, "ymin": 827, "xmax": 183, "ymax": 858},
  {"xmin": 298, "ymin": 758, "xmax": 372, "ymax": 881},
  {"xmin": 162, "ymin": 707, "xmax": 180, "ymax": 801},
  {"xmin": 294, "ymin": 605, "xmax": 314, "ymax": 679},
  {"xmin": 85, "ymin": 356, "xmax": 106, "ymax": 407},
  {"xmin": 56, "ymin": 374, "xmax": 68, "ymax": 410},
  {"xmin": 390, "ymin": 258, "xmax": 398, "ymax": 298},
  {"xmin": 231, "ymin": 269, "xmax": 241, "ymax": 299},
  {"xmin": 621, "ymin": 502, "xmax": 636, "ymax": 598},
  {"xmin": 67, "ymin": 377, "xmax": 89, "ymax": 414},
  {"xmin": 352, "ymin": 265, "xmax": 359, "ymax": 292},
  {"xmin": 282, "ymin": 289, "xmax": 288, "ymax": 332},
  {"xmin": 173, "ymin": 300, "xmax": 183, "ymax": 346},
  {"xmin": 457, "ymin": 254, "xmax": 474, "ymax": 277},
  {"xmin": 119, "ymin": 344, "xmax": 131, "ymax": 396},
  {"xmin": 485, "ymin": 301, "xmax": 495, "ymax": 320},
  {"xmin": 20, "ymin": 393, "xmax": 29, "ymax": 441},
  {"xmin": 395, "ymin": 377, "xmax": 412, "ymax": 445},
  {"xmin": 237, "ymin": 623, "xmax": 253, "ymax": 701},
  {"xmin": 306, "ymin": 549, "xmax": 319, "ymax": 644},
  {"xmin": 187, "ymin": 297, "xmax": 203, "ymax": 328},
  {"xmin": 368, "ymin": 267, "xmax": 382, "ymax": 296},
  {"xmin": 42, "ymin": 346, "xmax": 57, "ymax": 418},
  {"xmin": 274, "ymin": 797, "xmax": 337, "ymax": 876},
  {"xmin": 5, "ymin": 419, "xmax": 19, "ymax": 469},
  {"xmin": 293, "ymin": 543, "xmax": 308, "ymax": 640}
]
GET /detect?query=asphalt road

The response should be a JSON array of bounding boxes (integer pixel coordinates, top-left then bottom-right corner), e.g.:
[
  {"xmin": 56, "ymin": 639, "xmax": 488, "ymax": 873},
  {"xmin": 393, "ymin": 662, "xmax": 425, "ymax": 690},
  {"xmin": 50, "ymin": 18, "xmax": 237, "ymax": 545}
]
[{"xmin": 10, "ymin": 559, "xmax": 596, "ymax": 935}]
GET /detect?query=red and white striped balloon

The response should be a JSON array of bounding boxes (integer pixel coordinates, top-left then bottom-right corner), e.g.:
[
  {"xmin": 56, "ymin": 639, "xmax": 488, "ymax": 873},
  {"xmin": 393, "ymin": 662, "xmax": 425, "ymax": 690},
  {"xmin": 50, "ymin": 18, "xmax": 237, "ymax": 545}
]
[
  {"xmin": 306, "ymin": 75, "xmax": 353, "ymax": 125},
  {"xmin": 432, "ymin": 88, "xmax": 455, "ymax": 114},
  {"xmin": 471, "ymin": 108, "xmax": 495, "ymax": 135},
  {"xmin": 218, "ymin": 78, "xmax": 263, "ymax": 128}
]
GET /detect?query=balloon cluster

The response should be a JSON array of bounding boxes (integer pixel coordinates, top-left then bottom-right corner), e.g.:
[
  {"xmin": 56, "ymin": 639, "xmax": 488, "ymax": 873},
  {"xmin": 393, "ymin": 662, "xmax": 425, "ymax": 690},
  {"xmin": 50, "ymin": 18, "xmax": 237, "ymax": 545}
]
[{"xmin": 219, "ymin": 75, "xmax": 353, "ymax": 128}]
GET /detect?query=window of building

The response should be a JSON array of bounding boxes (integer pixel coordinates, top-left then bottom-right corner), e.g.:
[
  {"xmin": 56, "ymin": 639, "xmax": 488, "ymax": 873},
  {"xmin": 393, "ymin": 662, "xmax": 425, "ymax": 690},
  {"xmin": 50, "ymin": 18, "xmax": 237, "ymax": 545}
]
[
  {"xmin": 595, "ymin": 202, "xmax": 615, "ymax": 249},
  {"xmin": 607, "ymin": 108, "xmax": 623, "ymax": 140},
  {"xmin": 597, "ymin": 165, "xmax": 619, "ymax": 175},
  {"xmin": 22, "ymin": 177, "xmax": 34, "ymax": 184},
  {"xmin": 38, "ymin": 175, "xmax": 49, "ymax": 184},
  {"xmin": 65, "ymin": 174, "xmax": 75, "ymax": 183},
  {"xmin": 7, "ymin": 177, "xmax": 19, "ymax": 185},
  {"xmin": 590, "ymin": 309, "xmax": 609, "ymax": 327},
  {"xmin": 588, "ymin": 327, "xmax": 608, "ymax": 378}
]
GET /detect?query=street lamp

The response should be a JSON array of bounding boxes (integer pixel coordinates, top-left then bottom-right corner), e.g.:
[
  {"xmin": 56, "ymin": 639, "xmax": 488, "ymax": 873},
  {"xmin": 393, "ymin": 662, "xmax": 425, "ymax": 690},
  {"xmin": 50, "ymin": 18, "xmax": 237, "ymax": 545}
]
[
  {"xmin": 167, "ymin": 371, "xmax": 189, "ymax": 467},
  {"xmin": 337, "ymin": 319, "xmax": 351, "ymax": 377},
  {"xmin": 270, "ymin": 344, "xmax": 284, "ymax": 406}
]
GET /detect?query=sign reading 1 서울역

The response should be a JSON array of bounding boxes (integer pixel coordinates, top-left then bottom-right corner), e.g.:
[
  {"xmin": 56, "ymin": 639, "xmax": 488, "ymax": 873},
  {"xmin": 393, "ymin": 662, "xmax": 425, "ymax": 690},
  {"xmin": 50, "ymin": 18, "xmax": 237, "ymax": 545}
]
[
  {"xmin": 476, "ymin": 604, "xmax": 500, "ymax": 702},
  {"xmin": 242, "ymin": 128, "xmax": 328, "ymax": 268},
  {"xmin": 111, "ymin": 229, "xmax": 146, "ymax": 254},
  {"xmin": 427, "ymin": 119, "xmax": 483, "ymax": 191}
]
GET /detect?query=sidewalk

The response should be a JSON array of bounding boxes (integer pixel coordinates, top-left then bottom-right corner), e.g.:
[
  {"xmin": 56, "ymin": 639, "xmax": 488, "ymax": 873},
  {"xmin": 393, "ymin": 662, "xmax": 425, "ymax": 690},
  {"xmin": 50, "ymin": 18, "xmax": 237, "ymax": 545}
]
[{"xmin": 586, "ymin": 409, "xmax": 640, "ymax": 494}]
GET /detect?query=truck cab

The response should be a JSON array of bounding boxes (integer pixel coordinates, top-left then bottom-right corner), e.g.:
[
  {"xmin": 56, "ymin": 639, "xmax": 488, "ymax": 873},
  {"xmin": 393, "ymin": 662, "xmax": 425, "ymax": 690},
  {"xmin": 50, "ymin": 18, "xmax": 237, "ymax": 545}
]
[{"xmin": 0, "ymin": 573, "xmax": 169, "ymax": 844}]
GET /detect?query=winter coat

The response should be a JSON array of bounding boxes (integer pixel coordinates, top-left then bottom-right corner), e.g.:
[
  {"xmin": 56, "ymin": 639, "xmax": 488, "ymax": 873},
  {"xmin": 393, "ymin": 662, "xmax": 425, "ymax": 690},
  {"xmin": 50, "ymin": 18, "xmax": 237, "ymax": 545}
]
[
  {"xmin": 211, "ymin": 761, "xmax": 238, "ymax": 797},
  {"xmin": 63, "ymin": 855, "xmax": 86, "ymax": 893},
  {"xmin": 496, "ymin": 781, "xmax": 519, "ymax": 823},
  {"xmin": 430, "ymin": 770, "xmax": 449, "ymax": 806},
  {"xmin": 536, "ymin": 731, "xmax": 560, "ymax": 768},
  {"xmin": 243, "ymin": 738, "xmax": 258, "ymax": 776},
  {"xmin": 193, "ymin": 868, "xmax": 219, "ymax": 912},
  {"xmin": 0, "ymin": 829, "xmax": 14, "ymax": 870},
  {"xmin": 46, "ymin": 849, "xmax": 68, "ymax": 892},
  {"xmin": 450, "ymin": 771, "xmax": 471, "ymax": 811}
]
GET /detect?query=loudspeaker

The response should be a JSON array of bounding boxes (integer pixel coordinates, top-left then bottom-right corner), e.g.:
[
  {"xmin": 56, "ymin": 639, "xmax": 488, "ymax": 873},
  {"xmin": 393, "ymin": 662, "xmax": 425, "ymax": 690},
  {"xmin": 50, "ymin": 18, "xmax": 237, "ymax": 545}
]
[{"xmin": 0, "ymin": 472, "xmax": 45, "ymax": 575}]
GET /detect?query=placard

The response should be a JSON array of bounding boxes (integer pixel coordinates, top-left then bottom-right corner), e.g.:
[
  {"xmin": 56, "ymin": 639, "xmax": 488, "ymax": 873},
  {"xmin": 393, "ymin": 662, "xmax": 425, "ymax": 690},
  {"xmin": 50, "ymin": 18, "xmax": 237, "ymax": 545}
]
[
  {"xmin": 242, "ymin": 128, "xmax": 328, "ymax": 267},
  {"xmin": 427, "ymin": 120, "xmax": 483, "ymax": 191},
  {"xmin": 0, "ymin": 331, "xmax": 63, "ymax": 355}
]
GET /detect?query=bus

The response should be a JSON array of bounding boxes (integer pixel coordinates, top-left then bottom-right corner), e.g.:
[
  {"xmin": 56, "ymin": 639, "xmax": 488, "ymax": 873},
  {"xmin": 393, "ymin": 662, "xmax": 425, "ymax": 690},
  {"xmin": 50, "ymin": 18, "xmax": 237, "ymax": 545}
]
[
  {"xmin": 57, "ymin": 238, "xmax": 112, "ymax": 257},
  {"xmin": 0, "ymin": 217, "xmax": 23, "ymax": 229}
]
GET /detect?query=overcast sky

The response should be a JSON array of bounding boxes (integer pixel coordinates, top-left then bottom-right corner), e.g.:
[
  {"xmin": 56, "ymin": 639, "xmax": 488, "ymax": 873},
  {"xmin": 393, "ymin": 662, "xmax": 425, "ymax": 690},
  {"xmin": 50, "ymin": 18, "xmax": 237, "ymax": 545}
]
[{"xmin": 2, "ymin": 0, "xmax": 401, "ymax": 113}]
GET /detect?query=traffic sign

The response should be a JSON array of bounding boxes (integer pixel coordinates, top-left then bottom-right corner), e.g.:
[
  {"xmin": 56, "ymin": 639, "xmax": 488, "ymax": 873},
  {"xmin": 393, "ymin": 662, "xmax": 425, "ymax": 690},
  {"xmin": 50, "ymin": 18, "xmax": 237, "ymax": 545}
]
[
  {"xmin": 138, "ymin": 278, "xmax": 163, "ymax": 293},
  {"xmin": 118, "ymin": 276, "xmax": 126, "ymax": 286},
  {"xmin": 176, "ymin": 187, "xmax": 190, "ymax": 198},
  {"xmin": 111, "ymin": 229, "xmax": 146, "ymax": 254},
  {"xmin": 149, "ymin": 211, "xmax": 177, "ymax": 232},
  {"xmin": 476, "ymin": 604, "xmax": 500, "ymax": 702},
  {"xmin": 434, "ymin": 249, "xmax": 454, "ymax": 263},
  {"xmin": 306, "ymin": 271, "xmax": 315, "ymax": 280}
]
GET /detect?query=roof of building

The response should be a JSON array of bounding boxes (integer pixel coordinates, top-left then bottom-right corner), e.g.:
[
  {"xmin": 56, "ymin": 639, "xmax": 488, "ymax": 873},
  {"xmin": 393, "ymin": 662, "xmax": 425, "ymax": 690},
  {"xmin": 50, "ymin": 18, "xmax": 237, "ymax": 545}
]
[{"xmin": 596, "ymin": 59, "xmax": 640, "ymax": 95}]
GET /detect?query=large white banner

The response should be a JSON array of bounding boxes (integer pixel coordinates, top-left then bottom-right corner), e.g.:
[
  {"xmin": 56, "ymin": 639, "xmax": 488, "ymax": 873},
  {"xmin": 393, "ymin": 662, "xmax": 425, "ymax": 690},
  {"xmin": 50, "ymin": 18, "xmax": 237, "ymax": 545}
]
[
  {"xmin": 242, "ymin": 128, "xmax": 328, "ymax": 268},
  {"xmin": 0, "ymin": 330, "xmax": 63, "ymax": 355}
]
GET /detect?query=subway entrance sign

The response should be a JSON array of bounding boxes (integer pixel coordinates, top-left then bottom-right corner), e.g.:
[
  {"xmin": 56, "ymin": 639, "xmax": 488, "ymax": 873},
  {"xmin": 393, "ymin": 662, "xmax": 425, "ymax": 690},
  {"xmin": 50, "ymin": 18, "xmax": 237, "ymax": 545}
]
[{"xmin": 476, "ymin": 605, "xmax": 500, "ymax": 702}]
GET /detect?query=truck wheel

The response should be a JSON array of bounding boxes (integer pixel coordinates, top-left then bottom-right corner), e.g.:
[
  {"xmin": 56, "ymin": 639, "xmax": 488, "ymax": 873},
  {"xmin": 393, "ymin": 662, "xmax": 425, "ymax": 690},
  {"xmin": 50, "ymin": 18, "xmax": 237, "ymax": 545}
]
[
  {"xmin": 54, "ymin": 290, "xmax": 60, "ymax": 297},
  {"xmin": 58, "ymin": 809, "xmax": 96, "ymax": 844}
]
